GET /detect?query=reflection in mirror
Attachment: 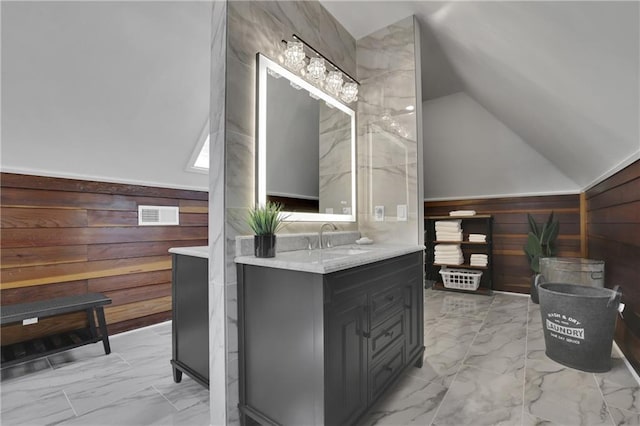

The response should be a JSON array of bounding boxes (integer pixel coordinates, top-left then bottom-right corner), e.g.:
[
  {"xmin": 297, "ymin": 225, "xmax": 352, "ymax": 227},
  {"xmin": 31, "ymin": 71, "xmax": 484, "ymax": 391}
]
[{"xmin": 257, "ymin": 54, "xmax": 356, "ymax": 222}]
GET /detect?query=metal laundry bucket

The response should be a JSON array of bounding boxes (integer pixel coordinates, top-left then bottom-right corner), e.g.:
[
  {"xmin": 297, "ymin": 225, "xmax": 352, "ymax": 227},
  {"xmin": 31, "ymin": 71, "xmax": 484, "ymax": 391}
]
[
  {"xmin": 538, "ymin": 282, "xmax": 620, "ymax": 372},
  {"xmin": 540, "ymin": 257, "xmax": 605, "ymax": 287}
]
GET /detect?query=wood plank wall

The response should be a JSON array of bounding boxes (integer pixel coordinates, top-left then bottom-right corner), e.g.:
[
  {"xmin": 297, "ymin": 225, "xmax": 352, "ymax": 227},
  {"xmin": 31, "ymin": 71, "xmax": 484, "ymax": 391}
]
[
  {"xmin": 1, "ymin": 173, "xmax": 208, "ymax": 345},
  {"xmin": 585, "ymin": 160, "xmax": 640, "ymax": 371},
  {"xmin": 425, "ymin": 195, "xmax": 581, "ymax": 293}
]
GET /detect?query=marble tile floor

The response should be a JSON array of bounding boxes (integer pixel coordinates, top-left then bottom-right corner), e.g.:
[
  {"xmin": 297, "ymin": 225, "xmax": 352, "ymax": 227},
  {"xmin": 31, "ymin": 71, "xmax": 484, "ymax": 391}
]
[
  {"xmin": 0, "ymin": 321, "xmax": 210, "ymax": 426},
  {"xmin": 364, "ymin": 289, "xmax": 640, "ymax": 426},
  {"xmin": 3, "ymin": 289, "xmax": 640, "ymax": 426}
]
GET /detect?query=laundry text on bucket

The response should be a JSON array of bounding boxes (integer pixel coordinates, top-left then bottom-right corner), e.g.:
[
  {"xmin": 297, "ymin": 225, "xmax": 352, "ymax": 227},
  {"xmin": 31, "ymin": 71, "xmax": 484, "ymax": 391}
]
[{"xmin": 546, "ymin": 319, "xmax": 585, "ymax": 340}]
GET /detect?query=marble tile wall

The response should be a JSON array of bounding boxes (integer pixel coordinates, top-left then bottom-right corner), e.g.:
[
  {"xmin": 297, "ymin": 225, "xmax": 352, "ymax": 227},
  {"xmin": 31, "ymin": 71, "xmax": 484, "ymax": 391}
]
[
  {"xmin": 356, "ymin": 16, "xmax": 424, "ymax": 246},
  {"xmin": 224, "ymin": 1, "xmax": 357, "ymax": 422},
  {"xmin": 208, "ymin": 1, "xmax": 227, "ymax": 425}
]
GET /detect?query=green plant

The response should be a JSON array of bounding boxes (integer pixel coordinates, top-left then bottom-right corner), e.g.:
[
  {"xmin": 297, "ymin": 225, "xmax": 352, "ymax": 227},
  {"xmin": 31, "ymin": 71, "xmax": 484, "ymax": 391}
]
[
  {"xmin": 247, "ymin": 202, "xmax": 288, "ymax": 236},
  {"xmin": 524, "ymin": 212, "xmax": 559, "ymax": 274}
]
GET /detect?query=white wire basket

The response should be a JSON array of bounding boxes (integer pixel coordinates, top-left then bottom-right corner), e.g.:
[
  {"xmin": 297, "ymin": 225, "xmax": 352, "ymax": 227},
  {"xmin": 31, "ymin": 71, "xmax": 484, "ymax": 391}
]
[{"xmin": 439, "ymin": 268, "xmax": 482, "ymax": 291}]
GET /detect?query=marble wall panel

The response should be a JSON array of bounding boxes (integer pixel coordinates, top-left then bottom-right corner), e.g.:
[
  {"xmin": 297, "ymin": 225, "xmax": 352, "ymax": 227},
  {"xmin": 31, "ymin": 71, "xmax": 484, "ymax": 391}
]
[
  {"xmin": 356, "ymin": 16, "xmax": 422, "ymax": 245},
  {"xmin": 254, "ymin": 1, "xmax": 356, "ymax": 78},
  {"xmin": 208, "ymin": 1, "xmax": 228, "ymax": 425},
  {"xmin": 356, "ymin": 17, "xmax": 416, "ymax": 81}
]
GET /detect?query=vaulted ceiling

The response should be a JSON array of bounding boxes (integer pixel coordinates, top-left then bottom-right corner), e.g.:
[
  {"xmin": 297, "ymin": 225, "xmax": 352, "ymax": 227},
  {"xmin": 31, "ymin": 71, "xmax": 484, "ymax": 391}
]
[
  {"xmin": 323, "ymin": 1, "xmax": 640, "ymax": 192},
  {"xmin": 2, "ymin": 1, "xmax": 638, "ymax": 197}
]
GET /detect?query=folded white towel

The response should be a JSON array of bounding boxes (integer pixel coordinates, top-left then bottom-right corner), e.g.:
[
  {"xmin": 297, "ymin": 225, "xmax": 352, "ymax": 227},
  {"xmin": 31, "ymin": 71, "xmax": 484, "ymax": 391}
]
[
  {"xmin": 470, "ymin": 255, "xmax": 487, "ymax": 266},
  {"xmin": 435, "ymin": 225, "xmax": 461, "ymax": 231},
  {"xmin": 435, "ymin": 251, "xmax": 463, "ymax": 258},
  {"xmin": 436, "ymin": 234, "xmax": 463, "ymax": 242},
  {"xmin": 449, "ymin": 210, "xmax": 476, "ymax": 217},
  {"xmin": 436, "ymin": 258, "xmax": 464, "ymax": 265},
  {"xmin": 436, "ymin": 249, "xmax": 462, "ymax": 255},
  {"xmin": 435, "ymin": 220, "xmax": 462, "ymax": 227},
  {"xmin": 468, "ymin": 233, "xmax": 486, "ymax": 242},
  {"xmin": 470, "ymin": 254, "xmax": 488, "ymax": 259},
  {"xmin": 436, "ymin": 228, "xmax": 462, "ymax": 234},
  {"xmin": 435, "ymin": 244, "xmax": 461, "ymax": 251}
]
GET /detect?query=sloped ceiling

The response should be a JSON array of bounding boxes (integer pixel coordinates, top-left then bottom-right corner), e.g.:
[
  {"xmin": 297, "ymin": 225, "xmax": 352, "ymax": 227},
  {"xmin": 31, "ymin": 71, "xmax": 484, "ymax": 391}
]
[
  {"xmin": 323, "ymin": 1, "xmax": 640, "ymax": 192},
  {"xmin": 1, "ymin": 1, "xmax": 211, "ymax": 191}
]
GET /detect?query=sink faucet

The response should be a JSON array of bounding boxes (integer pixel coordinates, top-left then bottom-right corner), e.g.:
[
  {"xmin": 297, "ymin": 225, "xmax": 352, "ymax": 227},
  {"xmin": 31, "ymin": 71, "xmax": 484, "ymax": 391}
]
[{"xmin": 319, "ymin": 223, "xmax": 338, "ymax": 249}]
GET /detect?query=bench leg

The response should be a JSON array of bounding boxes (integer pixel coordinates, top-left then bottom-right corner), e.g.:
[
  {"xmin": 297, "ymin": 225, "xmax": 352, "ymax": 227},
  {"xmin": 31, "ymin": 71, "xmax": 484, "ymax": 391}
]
[
  {"xmin": 86, "ymin": 308, "xmax": 98, "ymax": 339},
  {"xmin": 95, "ymin": 307, "xmax": 111, "ymax": 355}
]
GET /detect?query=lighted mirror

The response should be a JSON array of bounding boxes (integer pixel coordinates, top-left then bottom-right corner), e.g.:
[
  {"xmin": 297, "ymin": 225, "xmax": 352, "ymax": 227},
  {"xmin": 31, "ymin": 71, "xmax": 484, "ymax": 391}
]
[{"xmin": 256, "ymin": 53, "xmax": 356, "ymax": 222}]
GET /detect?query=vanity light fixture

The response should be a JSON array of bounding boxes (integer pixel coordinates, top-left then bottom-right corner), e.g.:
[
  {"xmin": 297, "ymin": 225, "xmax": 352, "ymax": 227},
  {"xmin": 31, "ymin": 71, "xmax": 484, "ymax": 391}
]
[
  {"xmin": 280, "ymin": 34, "xmax": 359, "ymax": 104},
  {"xmin": 340, "ymin": 82, "xmax": 358, "ymax": 104},
  {"xmin": 307, "ymin": 57, "xmax": 327, "ymax": 83},
  {"xmin": 325, "ymin": 71, "xmax": 344, "ymax": 96},
  {"xmin": 283, "ymin": 40, "xmax": 306, "ymax": 72}
]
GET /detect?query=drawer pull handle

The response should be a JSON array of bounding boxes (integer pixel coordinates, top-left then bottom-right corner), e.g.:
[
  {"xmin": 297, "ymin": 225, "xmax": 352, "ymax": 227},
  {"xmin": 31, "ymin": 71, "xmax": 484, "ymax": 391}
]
[
  {"xmin": 384, "ymin": 365, "xmax": 393, "ymax": 372},
  {"xmin": 385, "ymin": 330, "xmax": 394, "ymax": 338},
  {"xmin": 386, "ymin": 295, "xmax": 395, "ymax": 302}
]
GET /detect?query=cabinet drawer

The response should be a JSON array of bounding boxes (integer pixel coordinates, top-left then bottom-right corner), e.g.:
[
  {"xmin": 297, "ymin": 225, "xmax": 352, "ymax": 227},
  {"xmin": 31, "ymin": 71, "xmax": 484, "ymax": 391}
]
[
  {"xmin": 370, "ymin": 284, "xmax": 404, "ymax": 325},
  {"xmin": 370, "ymin": 311, "xmax": 405, "ymax": 363},
  {"xmin": 369, "ymin": 341, "xmax": 406, "ymax": 402}
]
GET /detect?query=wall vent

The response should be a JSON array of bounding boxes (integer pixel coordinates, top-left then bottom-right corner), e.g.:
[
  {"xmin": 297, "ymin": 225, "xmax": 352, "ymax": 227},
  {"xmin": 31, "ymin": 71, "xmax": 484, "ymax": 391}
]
[{"xmin": 138, "ymin": 205, "xmax": 180, "ymax": 226}]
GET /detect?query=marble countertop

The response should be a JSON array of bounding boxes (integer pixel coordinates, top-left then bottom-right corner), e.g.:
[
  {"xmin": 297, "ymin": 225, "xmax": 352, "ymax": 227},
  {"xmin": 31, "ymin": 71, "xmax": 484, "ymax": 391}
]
[
  {"xmin": 234, "ymin": 244, "xmax": 424, "ymax": 274},
  {"xmin": 168, "ymin": 246, "xmax": 208, "ymax": 259}
]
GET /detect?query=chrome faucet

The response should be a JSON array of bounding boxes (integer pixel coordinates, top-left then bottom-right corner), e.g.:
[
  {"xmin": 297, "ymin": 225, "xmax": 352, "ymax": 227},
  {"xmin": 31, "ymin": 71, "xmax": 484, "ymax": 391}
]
[{"xmin": 319, "ymin": 223, "xmax": 338, "ymax": 249}]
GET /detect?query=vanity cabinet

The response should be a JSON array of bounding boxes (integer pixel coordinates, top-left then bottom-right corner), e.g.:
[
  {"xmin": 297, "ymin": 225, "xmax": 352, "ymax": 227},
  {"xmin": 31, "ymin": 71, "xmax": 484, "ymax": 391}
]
[
  {"xmin": 237, "ymin": 251, "xmax": 424, "ymax": 426},
  {"xmin": 170, "ymin": 252, "xmax": 209, "ymax": 388}
]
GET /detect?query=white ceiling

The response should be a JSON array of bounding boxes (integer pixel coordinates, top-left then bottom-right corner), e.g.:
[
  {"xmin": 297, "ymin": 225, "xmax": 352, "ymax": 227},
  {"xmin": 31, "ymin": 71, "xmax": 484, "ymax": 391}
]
[{"xmin": 323, "ymin": 0, "xmax": 640, "ymax": 190}]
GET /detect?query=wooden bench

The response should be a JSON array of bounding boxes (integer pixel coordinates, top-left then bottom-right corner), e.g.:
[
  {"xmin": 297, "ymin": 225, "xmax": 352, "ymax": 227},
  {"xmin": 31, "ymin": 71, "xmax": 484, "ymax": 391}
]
[{"xmin": 1, "ymin": 293, "xmax": 112, "ymax": 366}]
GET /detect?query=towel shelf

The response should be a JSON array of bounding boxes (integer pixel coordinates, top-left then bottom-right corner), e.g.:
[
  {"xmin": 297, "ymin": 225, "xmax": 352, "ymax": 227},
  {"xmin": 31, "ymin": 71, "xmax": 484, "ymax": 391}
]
[{"xmin": 425, "ymin": 215, "xmax": 494, "ymax": 296}]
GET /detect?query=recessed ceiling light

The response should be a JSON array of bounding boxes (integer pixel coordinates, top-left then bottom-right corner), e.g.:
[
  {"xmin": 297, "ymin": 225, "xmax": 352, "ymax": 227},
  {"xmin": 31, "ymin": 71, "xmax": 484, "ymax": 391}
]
[{"xmin": 405, "ymin": 105, "xmax": 415, "ymax": 111}]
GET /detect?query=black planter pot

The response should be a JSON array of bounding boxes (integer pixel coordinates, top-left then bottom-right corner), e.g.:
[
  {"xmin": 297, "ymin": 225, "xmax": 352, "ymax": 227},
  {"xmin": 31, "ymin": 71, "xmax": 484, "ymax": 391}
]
[{"xmin": 254, "ymin": 235, "xmax": 276, "ymax": 258}]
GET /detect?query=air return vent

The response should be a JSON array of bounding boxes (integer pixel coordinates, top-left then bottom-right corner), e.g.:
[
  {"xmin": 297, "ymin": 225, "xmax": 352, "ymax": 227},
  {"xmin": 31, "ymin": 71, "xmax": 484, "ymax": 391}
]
[{"xmin": 138, "ymin": 206, "xmax": 180, "ymax": 226}]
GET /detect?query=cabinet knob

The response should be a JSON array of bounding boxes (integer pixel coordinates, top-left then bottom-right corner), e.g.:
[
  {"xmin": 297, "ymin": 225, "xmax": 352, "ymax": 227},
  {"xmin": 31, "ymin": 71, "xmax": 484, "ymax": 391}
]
[
  {"xmin": 386, "ymin": 295, "xmax": 395, "ymax": 302},
  {"xmin": 384, "ymin": 330, "xmax": 394, "ymax": 338},
  {"xmin": 384, "ymin": 365, "xmax": 393, "ymax": 372}
]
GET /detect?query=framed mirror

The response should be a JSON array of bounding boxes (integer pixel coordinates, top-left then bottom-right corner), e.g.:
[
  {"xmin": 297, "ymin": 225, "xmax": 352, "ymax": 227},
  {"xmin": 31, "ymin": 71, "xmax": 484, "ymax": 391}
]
[{"xmin": 256, "ymin": 53, "xmax": 356, "ymax": 222}]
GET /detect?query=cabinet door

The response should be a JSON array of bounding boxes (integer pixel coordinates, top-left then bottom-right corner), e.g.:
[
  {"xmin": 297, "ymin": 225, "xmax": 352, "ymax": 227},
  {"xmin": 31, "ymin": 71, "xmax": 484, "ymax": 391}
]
[
  {"xmin": 404, "ymin": 274, "xmax": 424, "ymax": 361},
  {"xmin": 326, "ymin": 294, "xmax": 368, "ymax": 426}
]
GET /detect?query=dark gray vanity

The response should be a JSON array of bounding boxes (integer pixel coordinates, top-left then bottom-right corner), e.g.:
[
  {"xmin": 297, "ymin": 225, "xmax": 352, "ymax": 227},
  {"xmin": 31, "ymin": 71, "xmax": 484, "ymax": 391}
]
[
  {"xmin": 169, "ymin": 246, "xmax": 209, "ymax": 389},
  {"xmin": 236, "ymin": 246, "xmax": 424, "ymax": 425}
]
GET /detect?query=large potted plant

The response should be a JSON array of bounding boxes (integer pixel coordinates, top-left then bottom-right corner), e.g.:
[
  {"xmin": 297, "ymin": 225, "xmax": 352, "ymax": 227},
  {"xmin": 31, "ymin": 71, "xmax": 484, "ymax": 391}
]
[
  {"xmin": 247, "ymin": 202, "xmax": 288, "ymax": 258},
  {"xmin": 524, "ymin": 212, "xmax": 559, "ymax": 303}
]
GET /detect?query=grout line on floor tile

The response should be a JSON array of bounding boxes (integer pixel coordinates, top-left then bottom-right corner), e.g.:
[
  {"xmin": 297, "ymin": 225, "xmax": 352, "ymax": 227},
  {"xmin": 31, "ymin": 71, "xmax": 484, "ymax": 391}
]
[
  {"xmin": 593, "ymin": 371, "xmax": 617, "ymax": 425},
  {"xmin": 151, "ymin": 384, "xmax": 181, "ymax": 412},
  {"xmin": 62, "ymin": 389, "xmax": 79, "ymax": 418}
]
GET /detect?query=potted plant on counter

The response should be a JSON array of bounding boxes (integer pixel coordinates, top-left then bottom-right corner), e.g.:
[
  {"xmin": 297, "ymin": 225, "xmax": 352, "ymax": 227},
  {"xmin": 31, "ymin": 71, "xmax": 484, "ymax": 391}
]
[
  {"xmin": 247, "ymin": 201, "xmax": 288, "ymax": 258},
  {"xmin": 524, "ymin": 211, "xmax": 559, "ymax": 303}
]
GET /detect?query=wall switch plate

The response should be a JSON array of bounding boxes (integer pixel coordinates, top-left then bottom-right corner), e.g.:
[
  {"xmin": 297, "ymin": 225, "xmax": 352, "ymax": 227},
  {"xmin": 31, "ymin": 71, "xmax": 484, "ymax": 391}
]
[
  {"xmin": 325, "ymin": 208, "xmax": 334, "ymax": 214},
  {"xmin": 397, "ymin": 204, "xmax": 408, "ymax": 221},
  {"xmin": 23, "ymin": 317, "xmax": 38, "ymax": 326},
  {"xmin": 374, "ymin": 205, "xmax": 385, "ymax": 221}
]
